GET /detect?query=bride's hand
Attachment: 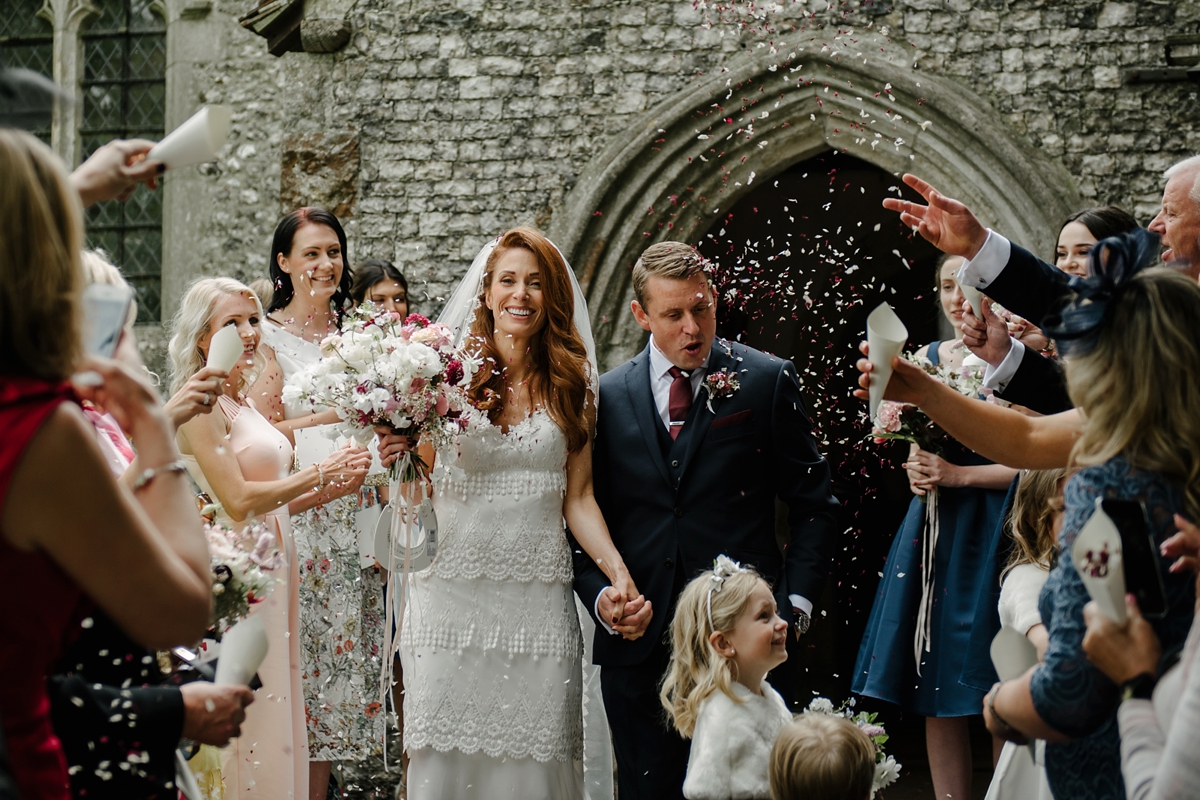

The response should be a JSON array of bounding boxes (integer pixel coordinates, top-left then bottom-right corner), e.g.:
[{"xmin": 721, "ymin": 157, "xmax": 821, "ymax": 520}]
[
  {"xmin": 598, "ymin": 571, "xmax": 653, "ymax": 641},
  {"xmin": 374, "ymin": 425, "xmax": 415, "ymax": 468}
]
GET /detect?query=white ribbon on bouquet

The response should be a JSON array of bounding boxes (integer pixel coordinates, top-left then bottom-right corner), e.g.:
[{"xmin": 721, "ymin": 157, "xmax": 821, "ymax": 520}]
[{"xmin": 913, "ymin": 488, "xmax": 939, "ymax": 676}]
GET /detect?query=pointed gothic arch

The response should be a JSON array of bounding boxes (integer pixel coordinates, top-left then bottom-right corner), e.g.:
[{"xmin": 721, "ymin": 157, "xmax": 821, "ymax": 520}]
[{"xmin": 550, "ymin": 40, "xmax": 1084, "ymax": 370}]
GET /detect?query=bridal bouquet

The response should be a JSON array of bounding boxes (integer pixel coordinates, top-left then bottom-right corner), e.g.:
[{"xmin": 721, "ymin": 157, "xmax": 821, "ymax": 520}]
[
  {"xmin": 804, "ymin": 697, "xmax": 901, "ymax": 797},
  {"xmin": 206, "ymin": 521, "xmax": 282, "ymax": 639},
  {"xmin": 282, "ymin": 304, "xmax": 480, "ymax": 483}
]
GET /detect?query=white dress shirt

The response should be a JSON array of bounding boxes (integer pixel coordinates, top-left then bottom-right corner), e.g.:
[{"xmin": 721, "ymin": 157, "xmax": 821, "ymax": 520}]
[
  {"xmin": 956, "ymin": 229, "xmax": 1025, "ymax": 392},
  {"xmin": 648, "ymin": 335, "xmax": 707, "ymax": 429}
]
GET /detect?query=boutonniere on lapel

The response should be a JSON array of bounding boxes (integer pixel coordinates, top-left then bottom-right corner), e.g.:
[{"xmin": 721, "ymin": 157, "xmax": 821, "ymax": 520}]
[{"xmin": 702, "ymin": 370, "xmax": 740, "ymax": 412}]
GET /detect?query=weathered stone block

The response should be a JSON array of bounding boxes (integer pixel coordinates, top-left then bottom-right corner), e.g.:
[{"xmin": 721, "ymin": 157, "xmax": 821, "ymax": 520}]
[
  {"xmin": 459, "ymin": 75, "xmax": 493, "ymax": 99},
  {"xmin": 280, "ymin": 131, "xmax": 359, "ymax": 218},
  {"xmin": 1097, "ymin": 2, "xmax": 1137, "ymax": 27}
]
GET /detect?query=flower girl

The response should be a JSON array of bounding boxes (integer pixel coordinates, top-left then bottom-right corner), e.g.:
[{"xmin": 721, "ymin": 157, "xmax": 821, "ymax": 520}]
[{"xmin": 660, "ymin": 557, "xmax": 793, "ymax": 800}]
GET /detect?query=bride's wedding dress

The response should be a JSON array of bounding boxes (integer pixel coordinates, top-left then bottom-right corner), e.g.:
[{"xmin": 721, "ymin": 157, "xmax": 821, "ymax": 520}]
[{"xmin": 400, "ymin": 408, "xmax": 584, "ymax": 799}]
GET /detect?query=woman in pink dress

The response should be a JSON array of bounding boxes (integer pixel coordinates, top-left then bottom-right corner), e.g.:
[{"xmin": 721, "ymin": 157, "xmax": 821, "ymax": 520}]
[
  {"xmin": 170, "ymin": 277, "xmax": 372, "ymax": 798},
  {"xmin": 0, "ymin": 131, "xmax": 212, "ymax": 799}
]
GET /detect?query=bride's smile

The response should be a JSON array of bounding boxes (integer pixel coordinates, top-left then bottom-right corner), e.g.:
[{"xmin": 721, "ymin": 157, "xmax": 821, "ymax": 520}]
[{"xmin": 486, "ymin": 247, "xmax": 544, "ymax": 343}]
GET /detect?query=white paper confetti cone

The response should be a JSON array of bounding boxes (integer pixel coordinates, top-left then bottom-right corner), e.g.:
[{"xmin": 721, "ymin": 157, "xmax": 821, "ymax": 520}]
[
  {"xmin": 205, "ymin": 323, "xmax": 243, "ymax": 374},
  {"xmin": 147, "ymin": 105, "xmax": 232, "ymax": 170},
  {"xmin": 866, "ymin": 302, "xmax": 909, "ymax": 420},
  {"xmin": 214, "ymin": 613, "xmax": 268, "ymax": 686},
  {"xmin": 960, "ymin": 283, "xmax": 983, "ymax": 319},
  {"xmin": 990, "ymin": 625, "xmax": 1039, "ymax": 682},
  {"xmin": 1072, "ymin": 497, "xmax": 1127, "ymax": 624}
]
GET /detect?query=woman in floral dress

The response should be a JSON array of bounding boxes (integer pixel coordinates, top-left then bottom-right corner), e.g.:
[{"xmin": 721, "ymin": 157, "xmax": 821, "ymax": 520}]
[{"xmin": 249, "ymin": 207, "xmax": 386, "ymax": 799}]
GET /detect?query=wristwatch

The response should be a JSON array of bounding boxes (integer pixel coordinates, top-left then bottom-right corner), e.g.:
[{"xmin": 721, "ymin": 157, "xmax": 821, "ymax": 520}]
[
  {"xmin": 792, "ymin": 608, "xmax": 811, "ymax": 636},
  {"xmin": 1121, "ymin": 672, "xmax": 1158, "ymax": 702}
]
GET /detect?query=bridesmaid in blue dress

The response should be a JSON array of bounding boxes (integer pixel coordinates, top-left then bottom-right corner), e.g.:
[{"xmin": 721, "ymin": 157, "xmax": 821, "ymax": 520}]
[{"xmin": 853, "ymin": 255, "xmax": 1018, "ymax": 800}]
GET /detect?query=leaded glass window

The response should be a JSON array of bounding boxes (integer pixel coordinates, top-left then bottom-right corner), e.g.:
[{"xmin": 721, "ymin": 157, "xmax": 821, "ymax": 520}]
[
  {"xmin": 0, "ymin": 0, "xmax": 55, "ymax": 144},
  {"xmin": 82, "ymin": 0, "xmax": 166, "ymax": 323}
]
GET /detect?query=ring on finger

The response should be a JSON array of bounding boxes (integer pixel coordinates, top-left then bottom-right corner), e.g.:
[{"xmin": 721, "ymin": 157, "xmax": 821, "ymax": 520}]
[{"xmin": 203, "ymin": 392, "xmax": 212, "ymax": 406}]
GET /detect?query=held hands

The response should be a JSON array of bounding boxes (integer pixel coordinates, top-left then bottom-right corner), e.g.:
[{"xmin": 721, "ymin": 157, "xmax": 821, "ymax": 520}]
[
  {"xmin": 1082, "ymin": 595, "xmax": 1161, "ymax": 686},
  {"xmin": 69, "ymin": 138, "xmax": 162, "ymax": 207},
  {"xmin": 180, "ymin": 682, "xmax": 255, "ymax": 747},
  {"xmin": 598, "ymin": 576, "xmax": 653, "ymax": 641},
  {"xmin": 881, "ymin": 174, "xmax": 989, "ymax": 260},
  {"xmin": 163, "ymin": 366, "xmax": 229, "ymax": 431}
]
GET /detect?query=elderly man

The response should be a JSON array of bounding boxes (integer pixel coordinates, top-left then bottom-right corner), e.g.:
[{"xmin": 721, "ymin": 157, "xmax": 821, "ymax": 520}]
[{"xmin": 883, "ymin": 157, "xmax": 1200, "ymax": 409}]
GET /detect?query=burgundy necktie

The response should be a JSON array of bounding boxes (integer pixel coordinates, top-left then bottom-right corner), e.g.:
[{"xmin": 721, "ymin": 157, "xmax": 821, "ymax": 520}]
[{"xmin": 667, "ymin": 366, "xmax": 692, "ymax": 440}]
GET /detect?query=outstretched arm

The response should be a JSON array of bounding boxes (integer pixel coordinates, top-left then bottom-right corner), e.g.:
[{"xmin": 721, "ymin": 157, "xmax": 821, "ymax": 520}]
[
  {"xmin": 881, "ymin": 173, "xmax": 989, "ymax": 259},
  {"xmin": 855, "ymin": 342, "xmax": 1081, "ymax": 469}
]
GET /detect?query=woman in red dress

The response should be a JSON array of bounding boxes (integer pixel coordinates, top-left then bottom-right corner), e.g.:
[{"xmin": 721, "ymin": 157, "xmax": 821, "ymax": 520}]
[{"xmin": 0, "ymin": 131, "xmax": 212, "ymax": 798}]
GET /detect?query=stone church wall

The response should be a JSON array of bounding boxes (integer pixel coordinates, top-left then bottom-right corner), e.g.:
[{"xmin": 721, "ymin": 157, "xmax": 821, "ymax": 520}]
[{"xmin": 151, "ymin": 0, "xmax": 1200, "ymax": 369}]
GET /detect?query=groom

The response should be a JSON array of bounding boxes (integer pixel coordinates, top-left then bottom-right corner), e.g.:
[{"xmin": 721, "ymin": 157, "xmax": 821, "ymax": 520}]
[{"xmin": 573, "ymin": 241, "xmax": 839, "ymax": 800}]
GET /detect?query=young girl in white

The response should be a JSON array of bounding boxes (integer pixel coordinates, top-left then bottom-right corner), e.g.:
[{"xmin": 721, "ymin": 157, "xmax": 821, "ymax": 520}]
[{"xmin": 661, "ymin": 556, "xmax": 793, "ymax": 800}]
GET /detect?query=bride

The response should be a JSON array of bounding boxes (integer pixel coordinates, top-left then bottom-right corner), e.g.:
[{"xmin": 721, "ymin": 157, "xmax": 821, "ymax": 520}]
[{"xmin": 379, "ymin": 227, "xmax": 644, "ymax": 799}]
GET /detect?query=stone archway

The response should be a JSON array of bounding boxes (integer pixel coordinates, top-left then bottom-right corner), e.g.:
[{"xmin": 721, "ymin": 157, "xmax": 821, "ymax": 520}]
[{"xmin": 550, "ymin": 38, "xmax": 1083, "ymax": 370}]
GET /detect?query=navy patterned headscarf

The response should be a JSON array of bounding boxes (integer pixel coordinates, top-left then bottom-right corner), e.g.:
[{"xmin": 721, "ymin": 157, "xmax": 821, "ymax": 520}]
[{"xmin": 1042, "ymin": 228, "xmax": 1161, "ymax": 358}]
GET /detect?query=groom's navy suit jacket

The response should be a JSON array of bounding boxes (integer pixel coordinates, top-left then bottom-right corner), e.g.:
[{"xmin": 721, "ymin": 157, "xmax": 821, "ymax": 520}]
[{"xmin": 574, "ymin": 339, "xmax": 839, "ymax": 667}]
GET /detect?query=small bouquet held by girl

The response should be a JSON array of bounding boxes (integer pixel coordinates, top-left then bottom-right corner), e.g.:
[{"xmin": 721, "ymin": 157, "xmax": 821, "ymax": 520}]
[
  {"xmin": 660, "ymin": 556, "xmax": 793, "ymax": 800},
  {"xmin": 282, "ymin": 304, "xmax": 480, "ymax": 483},
  {"xmin": 205, "ymin": 520, "xmax": 283, "ymax": 639}
]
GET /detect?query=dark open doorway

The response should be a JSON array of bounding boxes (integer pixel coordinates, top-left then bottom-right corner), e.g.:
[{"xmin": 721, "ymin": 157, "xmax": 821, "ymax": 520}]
[{"xmin": 698, "ymin": 149, "xmax": 995, "ymax": 797}]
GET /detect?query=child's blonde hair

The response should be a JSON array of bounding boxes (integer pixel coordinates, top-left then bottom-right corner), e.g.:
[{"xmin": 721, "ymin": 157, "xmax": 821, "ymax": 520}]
[
  {"xmin": 1002, "ymin": 468, "xmax": 1067, "ymax": 581},
  {"xmin": 660, "ymin": 557, "xmax": 765, "ymax": 738},
  {"xmin": 769, "ymin": 714, "xmax": 875, "ymax": 800}
]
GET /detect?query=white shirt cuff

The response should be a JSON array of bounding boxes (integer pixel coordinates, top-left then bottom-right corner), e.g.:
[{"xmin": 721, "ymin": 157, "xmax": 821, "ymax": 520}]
[
  {"xmin": 788, "ymin": 594, "xmax": 813, "ymax": 616},
  {"xmin": 982, "ymin": 338, "xmax": 1026, "ymax": 392},
  {"xmin": 956, "ymin": 229, "xmax": 1012, "ymax": 290},
  {"xmin": 595, "ymin": 588, "xmax": 619, "ymax": 636}
]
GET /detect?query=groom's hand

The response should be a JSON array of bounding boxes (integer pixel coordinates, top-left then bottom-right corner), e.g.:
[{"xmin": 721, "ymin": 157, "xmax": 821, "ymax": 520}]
[
  {"xmin": 598, "ymin": 589, "xmax": 653, "ymax": 640},
  {"xmin": 615, "ymin": 596, "xmax": 653, "ymax": 641}
]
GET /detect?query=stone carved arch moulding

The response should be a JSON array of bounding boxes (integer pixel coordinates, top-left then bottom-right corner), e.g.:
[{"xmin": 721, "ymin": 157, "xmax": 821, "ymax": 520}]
[{"xmin": 551, "ymin": 40, "xmax": 1084, "ymax": 371}]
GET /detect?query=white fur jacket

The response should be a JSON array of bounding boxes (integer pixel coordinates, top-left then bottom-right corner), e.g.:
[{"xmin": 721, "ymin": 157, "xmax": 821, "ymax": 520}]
[{"xmin": 683, "ymin": 680, "xmax": 794, "ymax": 800}]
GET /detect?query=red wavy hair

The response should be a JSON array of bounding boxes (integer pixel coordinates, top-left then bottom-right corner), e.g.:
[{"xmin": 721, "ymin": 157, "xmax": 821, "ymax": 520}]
[{"xmin": 467, "ymin": 227, "xmax": 591, "ymax": 453}]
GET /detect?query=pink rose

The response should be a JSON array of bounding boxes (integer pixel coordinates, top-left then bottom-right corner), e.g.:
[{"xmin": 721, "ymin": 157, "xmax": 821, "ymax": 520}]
[{"xmin": 435, "ymin": 391, "xmax": 450, "ymax": 416}]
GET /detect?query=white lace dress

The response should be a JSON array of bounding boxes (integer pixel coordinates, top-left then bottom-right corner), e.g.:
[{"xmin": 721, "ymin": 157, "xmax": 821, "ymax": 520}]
[{"xmin": 400, "ymin": 409, "xmax": 584, "ymax": 800}]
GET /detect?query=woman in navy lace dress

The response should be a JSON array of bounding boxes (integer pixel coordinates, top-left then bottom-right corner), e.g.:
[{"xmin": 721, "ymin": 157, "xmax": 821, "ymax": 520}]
[{"xmin": 973, "ymin": 233, "xmax": 1200, "ymax": 800}]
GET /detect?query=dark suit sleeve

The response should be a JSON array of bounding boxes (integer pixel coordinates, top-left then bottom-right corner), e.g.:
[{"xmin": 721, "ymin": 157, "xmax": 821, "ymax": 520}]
[
  {"xmin": 49, "ymin": 675, "xmax": 186, "ymax": 790},
  {"xmin": 982, "ymin": 242, "xmax": 1072, "ymax": 327},
  {"xmin": 995, "ymin": 349, "xmax": 1073, "ymax": 415},
  {"xmin": 771, "ymin": 360, "xmax": 839, "ymax": 607},
  {"xmin": 50, "ymin": 676, "xmax": 186, "ymax": 742}
]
